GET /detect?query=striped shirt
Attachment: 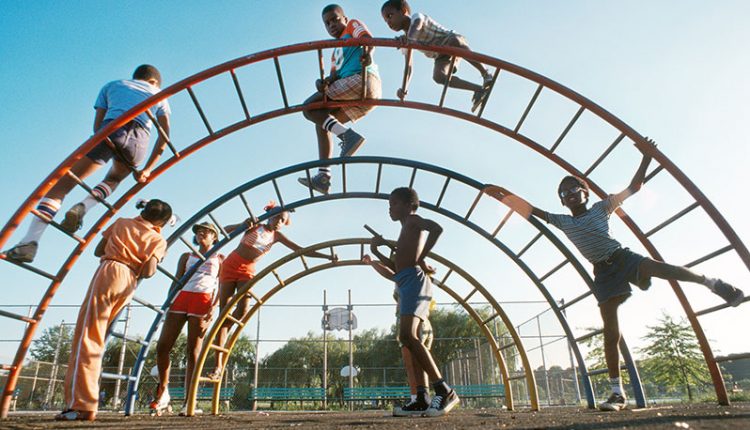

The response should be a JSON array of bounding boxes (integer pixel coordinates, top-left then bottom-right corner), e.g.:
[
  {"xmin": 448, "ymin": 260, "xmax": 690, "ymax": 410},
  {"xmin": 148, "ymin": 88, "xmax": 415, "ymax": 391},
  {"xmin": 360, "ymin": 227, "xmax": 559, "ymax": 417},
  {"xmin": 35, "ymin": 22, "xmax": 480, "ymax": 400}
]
[
  {"xmin": 240, "ymin": 224, "xmax": 277, "ymax": 256},
  {"xmin": 545, "ymin": 195, "xmax": 625, "ymax": 264},
  {"xmin": 406, "ymin": 13, "xmax": 457, "ymax": 59}
]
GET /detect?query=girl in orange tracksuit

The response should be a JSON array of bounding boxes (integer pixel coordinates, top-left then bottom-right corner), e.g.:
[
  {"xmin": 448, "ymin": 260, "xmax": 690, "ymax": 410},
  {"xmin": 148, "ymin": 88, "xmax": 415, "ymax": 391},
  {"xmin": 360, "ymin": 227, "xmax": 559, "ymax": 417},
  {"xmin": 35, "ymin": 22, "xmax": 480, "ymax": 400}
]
[
  {"xmin": 56, "ymin": 199, "xmax": 172, "ymax": 421},
  {"xmin": 211, "ymin": 202, "xmax": 337, "ymax": 377}
]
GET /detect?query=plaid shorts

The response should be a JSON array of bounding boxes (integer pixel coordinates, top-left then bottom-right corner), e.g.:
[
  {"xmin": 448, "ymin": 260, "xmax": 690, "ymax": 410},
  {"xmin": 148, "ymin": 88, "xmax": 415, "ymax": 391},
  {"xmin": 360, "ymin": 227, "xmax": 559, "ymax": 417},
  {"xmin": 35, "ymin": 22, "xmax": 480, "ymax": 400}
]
[{"xmin": 326, "ymin": 72, "xmax": 381, "ymax": 123}]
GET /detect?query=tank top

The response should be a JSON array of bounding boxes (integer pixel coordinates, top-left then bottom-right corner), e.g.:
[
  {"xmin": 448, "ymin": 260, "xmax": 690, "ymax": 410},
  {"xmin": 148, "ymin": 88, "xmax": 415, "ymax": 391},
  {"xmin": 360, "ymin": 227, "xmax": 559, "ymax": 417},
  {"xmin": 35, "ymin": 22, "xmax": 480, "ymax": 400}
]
[
  {"xmin": 181, "ymin": 253, "xmax": 221, "ymax": 294},
  {"xmin": 240, "ymin": 224, "xmax": 277, "ymax": 256}
]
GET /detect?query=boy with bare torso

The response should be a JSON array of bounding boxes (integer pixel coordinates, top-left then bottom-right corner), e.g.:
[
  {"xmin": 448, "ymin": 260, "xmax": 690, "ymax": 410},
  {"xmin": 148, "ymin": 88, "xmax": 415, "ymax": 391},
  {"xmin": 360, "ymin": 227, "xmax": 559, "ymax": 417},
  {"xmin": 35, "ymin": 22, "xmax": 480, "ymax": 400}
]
[{"xmin": 369, "ymin": 187, "xmax": 459, "ymax": 416}]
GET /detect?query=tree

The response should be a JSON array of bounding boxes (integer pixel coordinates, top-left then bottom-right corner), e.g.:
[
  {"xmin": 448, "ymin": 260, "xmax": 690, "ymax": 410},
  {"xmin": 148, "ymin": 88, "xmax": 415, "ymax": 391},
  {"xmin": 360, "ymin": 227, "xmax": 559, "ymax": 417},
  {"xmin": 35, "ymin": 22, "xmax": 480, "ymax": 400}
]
[
  {"xmin": 638, "ymin": 313, "xmax": 709, "ymax": 401},
  {"xmin": 29, "ymin": 324, "xmax": 73, "ymax": 364}
]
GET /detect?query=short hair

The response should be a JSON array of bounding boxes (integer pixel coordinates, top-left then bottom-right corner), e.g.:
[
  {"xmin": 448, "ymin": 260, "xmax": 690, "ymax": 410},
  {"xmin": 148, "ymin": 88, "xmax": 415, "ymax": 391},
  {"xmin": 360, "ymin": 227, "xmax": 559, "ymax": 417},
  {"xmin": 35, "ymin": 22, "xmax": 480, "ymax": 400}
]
[
  {"xmin": 557, "ymin": 175, "xmax": 589, "ymax": 196},
  {"xmin": 137, "ymin": 199, "xmax": 173, "ymax": 224},
  {"xmin": 381, "ymin": 0, "xmax": 411, "ymax": 14},
  {"xmin": 132, "ymin": 64, "xmax": 162, "ymax": 86},
  {"xmin": 391, "ymin": 187, "xmax": 419, "ymax": 211},
  {"xmin": 322, "ymin": 4, "xmax": 343, "ymax": 15}
]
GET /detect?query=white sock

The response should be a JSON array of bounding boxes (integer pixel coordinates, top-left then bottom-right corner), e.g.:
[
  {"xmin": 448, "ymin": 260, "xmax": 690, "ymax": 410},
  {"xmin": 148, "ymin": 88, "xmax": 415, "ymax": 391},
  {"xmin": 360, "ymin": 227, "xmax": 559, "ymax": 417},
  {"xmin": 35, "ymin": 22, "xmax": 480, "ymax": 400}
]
[
  {"xmin": 410, "ymin": 394, "xmax": 417, "ymax": 402},
  {"xmin": 703, "ymin": 277, "xmax": 718, "ymax": 291},
  {"xmin": 322, "ymin": 116, "xmax": 348, "ymax": 136},
  {"xmin": 81, "ymin": 182, "xmax": 113, "ymax": 211},
  {"xmin": 610, "ymin": 377, "xmax": 623, "ymax": 396},
  {"xmin": 21, "ymin": 198, "xmax": 61, "ymax": 244},
  {"xmin": 318, "ymin": 167, "xmax": 332, "ymax": 177}
]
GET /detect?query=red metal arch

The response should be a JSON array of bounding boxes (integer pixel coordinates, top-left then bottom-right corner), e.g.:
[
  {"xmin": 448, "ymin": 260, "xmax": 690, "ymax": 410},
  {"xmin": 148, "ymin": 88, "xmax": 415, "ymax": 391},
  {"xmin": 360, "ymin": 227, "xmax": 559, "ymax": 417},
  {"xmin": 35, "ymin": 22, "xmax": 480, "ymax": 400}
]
[{"xmin": 0, "ymin": 39, "xmax": 746, "ymax": 416}]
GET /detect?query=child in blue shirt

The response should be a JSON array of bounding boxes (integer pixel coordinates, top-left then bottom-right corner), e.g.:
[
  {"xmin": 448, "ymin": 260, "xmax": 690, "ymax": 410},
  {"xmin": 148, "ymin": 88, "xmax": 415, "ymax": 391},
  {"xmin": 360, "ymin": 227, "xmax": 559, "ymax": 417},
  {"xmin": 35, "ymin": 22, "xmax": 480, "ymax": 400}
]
[{"xmin": 5, "ymin": 65, "xmax": 171, "ymax": 263}]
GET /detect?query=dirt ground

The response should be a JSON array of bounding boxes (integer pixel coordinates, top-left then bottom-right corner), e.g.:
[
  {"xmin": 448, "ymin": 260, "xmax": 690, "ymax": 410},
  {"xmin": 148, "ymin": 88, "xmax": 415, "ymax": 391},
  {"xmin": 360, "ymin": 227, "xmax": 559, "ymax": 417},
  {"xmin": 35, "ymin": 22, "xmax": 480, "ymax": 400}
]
[{"xmin": 4, "ymin": 403, "xmax": 750, "ymax": 430}]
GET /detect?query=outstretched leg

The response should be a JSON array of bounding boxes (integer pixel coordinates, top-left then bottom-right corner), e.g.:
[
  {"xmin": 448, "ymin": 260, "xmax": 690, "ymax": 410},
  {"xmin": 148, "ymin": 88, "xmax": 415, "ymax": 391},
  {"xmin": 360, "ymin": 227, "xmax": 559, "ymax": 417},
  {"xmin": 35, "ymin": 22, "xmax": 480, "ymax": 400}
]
[
  {"xmin": 598, "ymin": 294, "xmax": 628, "ymax": 411},
  {"xmin": 214, "ymin": 281, "xmax": 238, "ymax": 376},
  {"xmin": 638, "ymin": 258, "xmax": 745, "ymax": 306},
  {"xmin": 61, "ymin": 160, "xmax": 131, "ymax": 233}
]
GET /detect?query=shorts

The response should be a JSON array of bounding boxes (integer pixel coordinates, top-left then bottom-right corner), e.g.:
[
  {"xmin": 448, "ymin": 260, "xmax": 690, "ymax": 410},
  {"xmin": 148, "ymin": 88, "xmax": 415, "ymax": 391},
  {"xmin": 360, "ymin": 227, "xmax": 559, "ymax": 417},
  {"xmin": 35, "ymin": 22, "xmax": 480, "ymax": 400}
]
[
  {"xmin": 326, "ymin": 72, "xmax": 382, "ymax": 123},
  {"xmin": 396, "ymin": 317, "xmax": 434, "ymax": 349},
  {"xmin": 393, "ymin": 267, "xmax": 432, "ymax": 320},
  {"xmin": 433, "ymin": 34, "xmax": 469, "ymax": 75},
  {"xmin": 86, "ymin": 119, "xmax": 150, "ymax": 167},
  {"xmin": 219, "ymin": 251, "xmax": 256, "ymax": 283},
  {"xmin": 170, "ymin": 290, "xmax": 213, "ymax": 317},
  {"xmin": 592, "ymin": 248, "xmax": 651, "ymax": 305}
]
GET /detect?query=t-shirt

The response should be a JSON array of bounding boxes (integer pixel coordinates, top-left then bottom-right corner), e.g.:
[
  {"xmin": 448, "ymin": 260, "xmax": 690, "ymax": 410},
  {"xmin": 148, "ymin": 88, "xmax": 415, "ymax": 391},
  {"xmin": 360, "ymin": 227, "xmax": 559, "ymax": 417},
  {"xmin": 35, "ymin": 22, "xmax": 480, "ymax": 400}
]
[
  {"xmin": 94, "ymin": 79, "xmax": 171, "ymax": 130},
  {"xmin": 240, "ymin": 224, "xmax": 278, "ymax": 256},
  {"xmin": 181, "ymin": 253, "xmax": 221, "ymax": 294},
  {"xmin": 101, "ymin": 216, "xmax": 167, "ymax": 272},
  {"xmin": 406, "ymin": 13, "xmax": 457, "ymax": 59},
  {"xmin": 545, "ymin": 195, "xmax": 625, "ymax": 264},
  {"xmin": 330, "ymin": 19, "xmax": 379, "ymax": 79}
]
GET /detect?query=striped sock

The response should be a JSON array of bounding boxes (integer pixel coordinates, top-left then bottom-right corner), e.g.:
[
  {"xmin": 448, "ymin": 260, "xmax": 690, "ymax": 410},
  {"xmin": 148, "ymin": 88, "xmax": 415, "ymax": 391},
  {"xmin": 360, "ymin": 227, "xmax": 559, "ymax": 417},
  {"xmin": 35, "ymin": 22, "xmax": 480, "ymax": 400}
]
[
  {"xmin": 322, "ymin": 116, "xmax": 348, "ymax": 136},
  {"xmin": 81, "ymin": 182, "xmax": 113, "ymax": 211},
  {"xmin": 21, "ymin": 198, "xmax": 61, "ymax": 243},
  {"xmin": 318, "ymin": 167, "xmax": 331, "ymax": 177}
]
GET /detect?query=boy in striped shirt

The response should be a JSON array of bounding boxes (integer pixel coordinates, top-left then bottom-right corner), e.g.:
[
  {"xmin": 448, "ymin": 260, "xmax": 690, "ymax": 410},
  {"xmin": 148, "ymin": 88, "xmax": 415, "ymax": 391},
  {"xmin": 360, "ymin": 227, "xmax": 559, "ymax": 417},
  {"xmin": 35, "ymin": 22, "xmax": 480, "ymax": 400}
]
[{"xmin": 484, "ymin": 138, "xmax": 744, "ymax": 412}]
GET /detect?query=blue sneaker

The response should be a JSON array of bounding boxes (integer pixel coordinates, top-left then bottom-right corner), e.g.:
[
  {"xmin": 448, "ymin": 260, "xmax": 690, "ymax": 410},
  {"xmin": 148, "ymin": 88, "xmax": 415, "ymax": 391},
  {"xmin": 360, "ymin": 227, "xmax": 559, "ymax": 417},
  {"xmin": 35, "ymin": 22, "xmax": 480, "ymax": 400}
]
[
  {"xmin": 713, "ymin": 279, "xmax": 744, "ymax": 307},
  {"xmin": 297, "ymin": 173, "xmax": 331, "ymax": 195},
  {"xmin": 338, "ymin": 129, "xmax": 366, "ymax": 157}
]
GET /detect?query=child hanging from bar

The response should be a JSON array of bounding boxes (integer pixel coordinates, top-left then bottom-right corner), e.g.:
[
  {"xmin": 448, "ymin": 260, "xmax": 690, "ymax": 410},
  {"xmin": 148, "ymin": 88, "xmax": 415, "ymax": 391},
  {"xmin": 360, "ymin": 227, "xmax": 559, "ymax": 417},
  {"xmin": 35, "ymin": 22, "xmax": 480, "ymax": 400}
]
[
  {"xmin": 211, "ymin": 202, "xmax": 337, "ymax": 378},
  {"xmin": 362, "ymin": 252, "xmax": 435, "ymax": 416},
  {"xmin": 55, "ymin": 199, "xmax": 172, "ymax": 421},
  {"xmin": 368, "ymin": 187, "xmax": 459, "ymax": 416},
  {"xmin": 298, "ymin": 4, "xmax": 382, "ymax": 195},
  {"xmin": 381, "ymin": 0, "xmax": 493, "ymax": 112},
  {"xmin": 151, "ymin": 222, "xmax": 223, "ymax": 416},
  {"xmin": 5, "ymin": 65, "xmax": 171, "ymax": 263},
  {"xmin": 483, "ymin": 138, "xmax": 745, "ymax": 412}
]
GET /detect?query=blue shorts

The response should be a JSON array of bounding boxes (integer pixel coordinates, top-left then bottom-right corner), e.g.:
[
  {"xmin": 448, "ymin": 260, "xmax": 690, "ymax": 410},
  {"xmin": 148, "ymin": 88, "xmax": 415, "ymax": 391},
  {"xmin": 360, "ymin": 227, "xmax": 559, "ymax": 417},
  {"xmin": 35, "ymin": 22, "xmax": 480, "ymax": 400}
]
[
  {"xmin": 592, "ymin": 248, "xmax": 651, "ymax": 305},
  {"xmin": 393, "ymin": 267, "xmax": 432, "ymax": 320},
  {"xmin": 86, "ymin": 120, "xmax": 150, "ymax": 167}
]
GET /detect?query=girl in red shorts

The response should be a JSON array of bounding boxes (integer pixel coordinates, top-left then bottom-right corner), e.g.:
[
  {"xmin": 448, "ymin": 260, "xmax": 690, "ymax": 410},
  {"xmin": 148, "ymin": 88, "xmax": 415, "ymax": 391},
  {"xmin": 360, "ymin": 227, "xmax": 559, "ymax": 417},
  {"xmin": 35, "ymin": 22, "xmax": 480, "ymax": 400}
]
[
  {"xmin": 212, "ymin": 202, "xmax": 337, "ymax": 376},
  {"xmin": 151, "ymin": 222, "xmax": 223, "ymax": 415}
]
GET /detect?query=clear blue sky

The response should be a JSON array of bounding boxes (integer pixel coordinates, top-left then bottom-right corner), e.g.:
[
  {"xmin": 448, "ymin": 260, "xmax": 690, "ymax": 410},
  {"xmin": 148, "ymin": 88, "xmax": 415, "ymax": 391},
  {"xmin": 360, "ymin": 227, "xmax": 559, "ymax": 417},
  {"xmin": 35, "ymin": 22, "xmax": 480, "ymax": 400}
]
[{"xmin": 0, "ymin": 1, "xmax": 748, "ymax": 373}]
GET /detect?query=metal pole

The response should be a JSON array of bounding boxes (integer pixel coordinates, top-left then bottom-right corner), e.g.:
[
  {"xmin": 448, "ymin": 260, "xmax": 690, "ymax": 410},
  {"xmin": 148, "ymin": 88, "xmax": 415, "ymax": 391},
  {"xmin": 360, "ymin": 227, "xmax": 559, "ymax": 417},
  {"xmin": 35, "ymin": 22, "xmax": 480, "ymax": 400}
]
[
  {"xmin": 251, "ymin": 307, "xmax": 261, "ymax": 411},
  {"xmin": 475, "ymin": 338, "xmax": 483, "ymax": 385},
  {"xmin": 28, "ymin": 361, "xmax": 40, "ymax": 407},
  {"xmin": 348, "ymin": 289, "xmax": 353, "ymax": 411},
  {"xmin": 536, "ymin": 316, "xmax": 552, "ymax": 406},
  {"xmin": 44, "ymin": 321, "xmax": 65, "ymax": 409},
  {"xmin": 560, "ymin": 300, "xmax": 582, "ymax": 404},
  {"xmin": 322, "ymin": 290, "xmax": 328, "ymax": 410},
  {"xmin": 113, "ymin": 304, "xmax": 132, "ymax": 410}
]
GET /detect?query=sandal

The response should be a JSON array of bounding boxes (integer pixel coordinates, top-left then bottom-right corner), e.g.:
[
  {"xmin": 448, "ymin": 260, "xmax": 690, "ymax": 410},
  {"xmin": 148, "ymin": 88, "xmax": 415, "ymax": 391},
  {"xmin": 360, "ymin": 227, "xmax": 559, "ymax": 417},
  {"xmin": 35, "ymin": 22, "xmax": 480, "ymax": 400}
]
[{"xmin": 54, "ymin": 409, "xmax": 96, "ymax": 421}]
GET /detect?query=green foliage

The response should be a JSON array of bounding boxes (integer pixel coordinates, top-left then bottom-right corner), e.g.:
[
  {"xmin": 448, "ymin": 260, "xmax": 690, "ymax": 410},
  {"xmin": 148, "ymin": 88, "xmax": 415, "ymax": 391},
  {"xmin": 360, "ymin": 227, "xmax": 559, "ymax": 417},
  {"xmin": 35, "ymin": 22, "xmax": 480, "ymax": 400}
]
[
  {"xmin": 638, "ymin": 313, "xmax": 709, "ymax": 401},
  {"xmin": 29, "ymin": 324, "xmax": 73, "ymax": 364}
]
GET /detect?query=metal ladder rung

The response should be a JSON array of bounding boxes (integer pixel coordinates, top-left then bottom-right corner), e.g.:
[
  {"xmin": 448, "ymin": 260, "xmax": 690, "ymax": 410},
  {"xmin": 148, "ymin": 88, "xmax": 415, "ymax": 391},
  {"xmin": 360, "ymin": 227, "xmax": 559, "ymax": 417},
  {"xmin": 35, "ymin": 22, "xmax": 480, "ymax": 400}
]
[
  {"xmin": 157, "ymin": 265, "xmax": 182, "ymax": 285},
  {"xmin": 645, "ymin": 202, "xmax": 700, "ymax": 237},
  {"xmin": 272, "ymin": 270, "xmax": 284, "ymax": 286},
  {"xmin": 586, "ymin": 364, "xmax": 627, "ymax": 377},
  {"xmin": 29, "ymin": 209, "xmax": 85, "ymax": 243},
  {"xmin": 549, "ymin": 106, "xmax": 585, "ymax": 153},
  {"xmin": 408, "ymin": 167, "xmax": 417, "ymax": 189},
  {"xmin": 491, "ymin": 209, "xmax": 514, "ymax": 238},
  {"xmin": 374, "ymin": 164, "xmax": 383, "ymax": 195},
  {"xmin": 508, "ymin": 373, "xmax": 527, "ymax": 381},
  {"xmin": 462, "ymin": 288, "xmax": 478, "ymax": 304},
  {"xmin": 398, "ymin": 48, "xmax": 413, "ymax": 102},
  {"xmin": 644, "ymin": 165, "xmax": 664, "ymax": 184},
  {"xmin": 272, "ymin": 178, "xmax": 285, "ymax": 207},
  {"xmin": 199, "ymin": 376, "xmax": 221, "ymax": 383},
  {"xmin": 715, "ymin": 352, "xmax": 750, "ymax": 363},
  {"xmin": 477, "ymin": 67, "xmax": 501, "ymax": 118},
  {"xmin": 684, "ymin": 245, "xmax": 733, "ymax": 268},
  {"xmin": 273, "ymin": 57, "xmax": 289, "ymax": 108},
  {"xmin": 695, "ymin": 295, "xmax": 749, "ymax": 317},
  {"xmin": 230, "ymin": 69, "xmax": 251, "ymax": 121},
  {"xmin": 517, "ymin": 232, "xmax": 543, "ymax": 258},
  {"xmin": 131, "ymin": 295, "xmax": 164, "ymax": 314},
  {"xmin": 245, "ymin": 289, "xmax": 263, "ymax": 304},
  {"xmin": 225, "ymin": 314, "xmax": 246, "ymax": 328},
  {"xmin": 575, "ymin": 328, "xmax": 603, "ymax": 343},
  {"xmin": 0, "ymin": 309, "xmax": 36, "ymax": 324},
  {"xmin": 514, "ymin": 83, "xmax": 543, "ymax": 133},
  {"xmin": 0, "ymin": 364, "xmax": 16, "ymax": 371},
  {"xmin": 188, "ymin": 87, "xmax": 214, "ymax": 135},
  {"xmin": 64, "ymin": 172, "xmax": 115, "ymax": 211},
  {"xmin": 584, "ymin": 133, "xmax": 625, "ymax": 176},
  {"xmin": 438, "ymin": 56, "xmax": 458, "ymax": 108},
  {"xmin": 499, "ymin": 343, "xmax": 516, "ymax": 351},
  {"xmin": 481, "ymin": 312, "xmax": 499, "ymax": 326},
  {"xmin": 341, "ymin": 163, "xmax": 348, "ymax": 194},
  {"xmin": 208, "ymin": 212, "xmax": 230, "ymax": 240},
  {"xmin": 178, "ymin": 236, "xmax": 206, "ymax": 261},
  {"xmin": 463, "ymin": 189, "xmax": 484, "ymax": 220},
  {"xmin": 0, "ymin": 254, "xmax": 58, "ymax": 281},
  {"xmin": 439, "ymin": 269, "xmax": 453, "ymax": 287},
  {"xmin": 435, "ymin": 177, "xmax": 451, "ymax": 208},
  {"xmin": 210, "ymin": 344, "xmax": 230, "ymax": 354},
  {"xmin": 111, "ymin": 331, "xmax": 149, "ymax": 346},
  {"xmin": 539, "ymin": 260, "xmax": 569, "ymax": 282},
  {"xmin": 559, "ymin": 291, "xmax": 593, "ymax": 311},
  {"xmin": 238, "ymin": 193, "xmax": 258, "ymax": 224},
  {"xmin": 145, "ymin": 110, "xmax": 179, "ymax": 157},
  {"xmin": 101, "ymin": 372, "xmax": 136, "ymax": 381}
]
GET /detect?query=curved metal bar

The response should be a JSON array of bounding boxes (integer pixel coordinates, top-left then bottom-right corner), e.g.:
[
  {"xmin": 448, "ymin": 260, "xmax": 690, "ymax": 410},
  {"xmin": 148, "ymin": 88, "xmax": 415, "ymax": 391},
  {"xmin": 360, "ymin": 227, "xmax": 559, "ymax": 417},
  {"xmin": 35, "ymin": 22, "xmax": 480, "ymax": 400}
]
[
  {"xmin": 1, "ymin": 39, "xmax": 741, "ymax": 414},
  {"xmin": 185, "ymin": 238, "xmax": 534, "ymax": 415},
  {"xmin": 124, "ymin": 157, "xmax": 615, "ymax": 414}
]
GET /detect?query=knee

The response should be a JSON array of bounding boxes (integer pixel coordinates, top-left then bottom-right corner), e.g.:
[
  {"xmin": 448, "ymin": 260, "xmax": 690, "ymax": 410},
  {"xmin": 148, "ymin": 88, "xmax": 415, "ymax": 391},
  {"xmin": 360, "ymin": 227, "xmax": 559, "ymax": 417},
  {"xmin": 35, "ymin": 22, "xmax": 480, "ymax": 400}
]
[{"xmin": 432, "ymin": 71, "xmax": 448, "ymax": 85}]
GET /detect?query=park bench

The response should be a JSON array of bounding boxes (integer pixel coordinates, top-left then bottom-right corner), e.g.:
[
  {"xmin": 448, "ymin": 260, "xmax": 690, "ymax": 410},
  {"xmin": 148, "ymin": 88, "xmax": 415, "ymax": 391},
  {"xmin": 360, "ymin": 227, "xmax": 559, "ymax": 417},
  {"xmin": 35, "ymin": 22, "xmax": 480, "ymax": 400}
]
[
  {"xmin": 168, "ymin": 386, "xmax": 235, "ymax": 401},
  {"xmin": 251, "ymin": 386, "xmax": 326, "ymax": 401}
]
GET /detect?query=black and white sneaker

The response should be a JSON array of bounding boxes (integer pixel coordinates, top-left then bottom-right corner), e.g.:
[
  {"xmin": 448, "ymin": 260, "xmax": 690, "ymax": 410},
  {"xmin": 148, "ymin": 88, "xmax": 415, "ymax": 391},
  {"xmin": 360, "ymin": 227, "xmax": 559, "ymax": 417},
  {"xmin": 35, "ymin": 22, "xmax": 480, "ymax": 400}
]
[
  {"xmin": 393, "ymin": 399, "xmax": 429, "ymax": 417},
  {"xmin": 598, "ymin": 392, "xmax": 627, "ymax": 411},
  {"xmin": 297, "ymin": 172, "xmax": 331, "ymax": 195},
  {"xmin": 423, "ymin": 390, "xmax": 459, "ymax": 417},
  {"xmin": 713, "ymin": 280, "xmax": 744, "ymax": 307}
]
